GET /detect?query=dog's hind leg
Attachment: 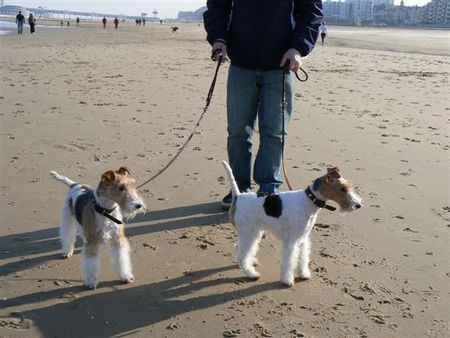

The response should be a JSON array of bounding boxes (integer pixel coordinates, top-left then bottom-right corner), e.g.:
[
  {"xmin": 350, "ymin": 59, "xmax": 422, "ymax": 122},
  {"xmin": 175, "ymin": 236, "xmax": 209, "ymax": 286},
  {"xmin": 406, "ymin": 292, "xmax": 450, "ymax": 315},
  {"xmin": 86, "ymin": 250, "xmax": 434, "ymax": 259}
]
[
  {"xmin": 280, "ymin": 239, "xmax": 300, "ymax": 287},
  {"xmin": 236, "ymin": 226, "xmax": 263, "ymax": 280},
  {"xmin": 58, "ymin": 202, "xmax": 77, "ymax": 258},
  {"xmin": 110, "ymin": 235, "xmax": 134, "ymax": 283},
  {"xmin": 298, "ymin": 236, "xmax": 312, "ymax": 280}
]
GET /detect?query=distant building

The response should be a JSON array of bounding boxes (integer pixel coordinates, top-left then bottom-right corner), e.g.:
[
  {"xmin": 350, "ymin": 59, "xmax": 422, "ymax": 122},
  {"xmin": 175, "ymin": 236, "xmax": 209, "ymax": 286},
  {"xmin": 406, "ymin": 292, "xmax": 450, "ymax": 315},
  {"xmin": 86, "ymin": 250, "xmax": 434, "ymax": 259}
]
[
  {"xmin": 422, "ymin": 0, "xmax": 450, "ymax": 23},
  {"xmin": 0, "ymin": 5, "xmax": 28, "ymax": 15},
  {"xmin": 177, "ymin": 6, "xmax": 206, "ymax": 21},
  {"xmin": 323, "ymin": 1, "xmax": 351, "ymax": 23},
  {"xmin": 373, "ymin": 0, "xmax": 394, "ymax": 6},
  {"xmin": 322, "ymin": 0, "xmax": 448, "ymax": 25}
]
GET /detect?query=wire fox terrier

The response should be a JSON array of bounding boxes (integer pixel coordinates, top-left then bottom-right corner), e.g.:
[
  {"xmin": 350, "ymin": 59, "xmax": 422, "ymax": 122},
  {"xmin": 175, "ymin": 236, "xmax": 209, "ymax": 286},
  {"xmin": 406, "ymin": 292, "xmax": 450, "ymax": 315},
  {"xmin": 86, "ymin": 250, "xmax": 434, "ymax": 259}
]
[
  {"xmin": 222, "ymin": 161, "xmax": 362, "ymax": 287},
  {"xmin": 49, "ymin": 167, "xmax": 145, "ymax": 289}
]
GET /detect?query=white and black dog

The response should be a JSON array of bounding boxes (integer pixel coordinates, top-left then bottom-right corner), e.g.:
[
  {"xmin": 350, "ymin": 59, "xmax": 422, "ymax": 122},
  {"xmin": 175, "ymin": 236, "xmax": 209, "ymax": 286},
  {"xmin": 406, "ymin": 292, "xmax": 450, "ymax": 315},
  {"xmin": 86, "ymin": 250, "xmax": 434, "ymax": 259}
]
[
  {"xmin": 49, "ymin": 167, "xmax": 145, "ymax": 289},
  {"xmin": 222, "ymin": 161, "xmax": 362, "ymax": 287}
]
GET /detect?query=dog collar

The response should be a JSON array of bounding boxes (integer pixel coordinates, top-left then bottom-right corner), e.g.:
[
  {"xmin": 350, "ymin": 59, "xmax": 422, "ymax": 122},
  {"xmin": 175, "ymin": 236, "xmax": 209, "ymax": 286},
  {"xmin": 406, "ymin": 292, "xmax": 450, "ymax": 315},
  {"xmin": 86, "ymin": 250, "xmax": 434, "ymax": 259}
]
[
  {"xmin": 305, "ymin": 186, "xmax": 336, "ymax": 211},
  {"xmin": 93, "ymin": 201, "xmax": 123, "ymax": 224}
]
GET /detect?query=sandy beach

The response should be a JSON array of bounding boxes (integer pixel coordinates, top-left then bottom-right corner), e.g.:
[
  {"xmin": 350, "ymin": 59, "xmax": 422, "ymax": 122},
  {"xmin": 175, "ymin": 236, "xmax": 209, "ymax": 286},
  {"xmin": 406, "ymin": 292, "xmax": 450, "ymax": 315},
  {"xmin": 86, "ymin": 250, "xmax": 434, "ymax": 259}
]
[{"xmin": 1, "ymin": 20, "xmax": 449, "ymax": 337}]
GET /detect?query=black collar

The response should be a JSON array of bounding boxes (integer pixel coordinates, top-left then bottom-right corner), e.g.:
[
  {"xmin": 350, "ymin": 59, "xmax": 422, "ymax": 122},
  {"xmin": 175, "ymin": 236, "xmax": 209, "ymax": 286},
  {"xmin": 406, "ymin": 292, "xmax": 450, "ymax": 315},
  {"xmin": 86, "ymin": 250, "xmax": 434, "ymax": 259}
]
[
  {"xmin": 305, "ymin": 186, "xmax": 336, "ymax": 212},
  {"xmin": 93, "ymin": 200, "xmax": 123, "ymax": 224}
]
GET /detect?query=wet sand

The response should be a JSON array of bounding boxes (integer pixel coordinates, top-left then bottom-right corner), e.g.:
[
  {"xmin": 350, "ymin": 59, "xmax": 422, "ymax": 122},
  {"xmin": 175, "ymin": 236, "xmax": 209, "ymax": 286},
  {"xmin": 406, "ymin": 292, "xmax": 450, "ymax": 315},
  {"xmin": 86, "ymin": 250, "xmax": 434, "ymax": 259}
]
[{"xmin": 1, "ymin": 22, "xmax": 449, "ymax": 337}]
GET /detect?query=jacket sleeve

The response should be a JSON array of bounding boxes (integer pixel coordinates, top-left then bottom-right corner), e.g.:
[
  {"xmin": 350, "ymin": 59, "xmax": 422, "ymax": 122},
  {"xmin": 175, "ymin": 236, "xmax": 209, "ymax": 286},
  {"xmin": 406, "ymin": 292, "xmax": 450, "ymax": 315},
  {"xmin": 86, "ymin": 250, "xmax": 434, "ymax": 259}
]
[
  {"xmin": 291, "ymin": 0, "xmax": 324, "ymax": 57},
  {"xmin": 203, "ymin": 0, "xmax": 232, "ymax": 45}
]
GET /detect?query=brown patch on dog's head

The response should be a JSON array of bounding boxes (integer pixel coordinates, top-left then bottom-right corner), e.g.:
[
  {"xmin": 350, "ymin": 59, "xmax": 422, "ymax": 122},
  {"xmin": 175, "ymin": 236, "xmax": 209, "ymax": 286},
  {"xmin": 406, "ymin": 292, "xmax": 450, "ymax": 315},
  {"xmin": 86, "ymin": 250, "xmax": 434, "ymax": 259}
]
[
  {"xmin": 317, "ymin": 167, "xmax": 362, "ymax": 212},
  {"xmin": 117, "ymin": 166, "xmax": 132, "ymax": 176},
  {"xmin": 97, "ymin": 167, "xmax": 144, "ymax": 218},
  {"xmin": 101, "ymin": 170, "xmax": 116, "ymax": 183}
]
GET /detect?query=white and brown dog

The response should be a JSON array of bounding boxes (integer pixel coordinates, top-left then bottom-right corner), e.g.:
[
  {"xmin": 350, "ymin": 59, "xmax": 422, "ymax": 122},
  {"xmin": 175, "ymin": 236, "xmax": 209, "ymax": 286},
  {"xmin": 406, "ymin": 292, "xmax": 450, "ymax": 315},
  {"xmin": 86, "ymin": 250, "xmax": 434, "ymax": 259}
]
[
  {"xmin": 222, "ymin": 161, "xmax": 362, "ymax": 287},
  {"xmin": 49, "ymin": 167, "xmax": 145, "ymax": 289}
]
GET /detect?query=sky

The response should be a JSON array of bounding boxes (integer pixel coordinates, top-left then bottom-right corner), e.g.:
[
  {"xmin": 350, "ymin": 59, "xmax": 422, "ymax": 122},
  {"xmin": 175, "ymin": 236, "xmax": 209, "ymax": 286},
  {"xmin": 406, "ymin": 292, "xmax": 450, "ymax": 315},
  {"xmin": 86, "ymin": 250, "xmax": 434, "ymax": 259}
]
[{"xmin": 4, "ymin": 0, "xmax": 433, "ymax": 19}]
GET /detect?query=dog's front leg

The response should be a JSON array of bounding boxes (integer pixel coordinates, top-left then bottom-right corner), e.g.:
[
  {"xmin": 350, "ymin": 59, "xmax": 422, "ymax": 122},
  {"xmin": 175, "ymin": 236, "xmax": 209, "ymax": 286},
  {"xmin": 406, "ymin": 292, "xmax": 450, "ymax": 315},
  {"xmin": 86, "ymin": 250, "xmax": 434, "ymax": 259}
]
[
  {"xmin": 83, "ymin": 242, "xmax": 100, "ymax": 289},
  {"xmin": 280, "ymin": 239, "xmax": 300, "ymax": 287},
  {"xmin": 111, "ymin": 236, "xmax": 134, "ymax": 283}
]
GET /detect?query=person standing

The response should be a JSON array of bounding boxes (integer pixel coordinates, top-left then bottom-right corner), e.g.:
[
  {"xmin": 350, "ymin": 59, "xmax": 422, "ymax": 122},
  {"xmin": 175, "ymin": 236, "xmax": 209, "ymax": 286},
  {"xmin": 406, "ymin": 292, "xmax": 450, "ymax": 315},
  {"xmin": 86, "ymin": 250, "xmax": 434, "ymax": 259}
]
[
  {"xmin": 102, "ymin": 17, "xmax": 107, "ymax": 29},
  {"xmin": 114, "ymin": 17, "xmax": 119, "ymax": 29},
  {"xmin": 204, "ymin": 0, "xmax": 323, "ymax": 208},
  {"xmin": 16, "ymin": 11, "xmax": 25, "ymax": 34},
  {"xmin": 319, "ymin": 21, "xmax": 328, "ymax": 46},
  {"xmin": 76, "ymin": 17, "xmax": 80, "ymax": 26},
  {"xmin": 28, "ymin": 13, "xmax": 36, "ymax": 34}
]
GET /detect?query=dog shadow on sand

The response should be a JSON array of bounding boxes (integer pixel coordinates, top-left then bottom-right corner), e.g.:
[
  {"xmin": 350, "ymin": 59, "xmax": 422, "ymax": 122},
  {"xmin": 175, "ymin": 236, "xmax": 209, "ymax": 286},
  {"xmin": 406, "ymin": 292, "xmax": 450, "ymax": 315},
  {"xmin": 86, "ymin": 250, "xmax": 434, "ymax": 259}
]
[
  {"xmin": 2, "ymin": 265, "xmax": 281, "ymax": 337},
  {"xmin": 0, "ymin": 202, "xmax": 228, "ymax": 277}
]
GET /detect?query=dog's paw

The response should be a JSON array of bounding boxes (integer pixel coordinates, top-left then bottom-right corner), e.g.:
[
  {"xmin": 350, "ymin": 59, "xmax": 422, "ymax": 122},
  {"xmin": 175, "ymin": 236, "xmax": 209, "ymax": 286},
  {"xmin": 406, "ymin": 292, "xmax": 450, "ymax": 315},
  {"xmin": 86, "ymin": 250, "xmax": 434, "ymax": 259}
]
[
  {"xmin": 83, "ymin": 281, "xmax": 98, "ymax": 290},
  {"xmin": 61, "ymin": 251, "xmax": 73, "ymax": 259},
  {"xmin": 299, "ymin": 269, "xmax": 312, "ymax": 280},
  {"xmin": 84, "ymin": 275, "xmax": 99, "ymax": 289},
  {"xmin": 282, "ymin": 279, "xmax": 295, "ymax": 287},
  {"xmin": 121, "ymin": 275, "xmax": 135, "ymax": 284},
  {"xmin": 246, "ymin": 271, "xmax": 261, "ymax": 281}
]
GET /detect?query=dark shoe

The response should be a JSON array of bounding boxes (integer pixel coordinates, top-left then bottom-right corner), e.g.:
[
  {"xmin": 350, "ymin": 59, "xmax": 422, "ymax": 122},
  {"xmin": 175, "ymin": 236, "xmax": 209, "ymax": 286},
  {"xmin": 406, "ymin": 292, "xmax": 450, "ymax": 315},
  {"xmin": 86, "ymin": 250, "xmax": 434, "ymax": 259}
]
[
  {"xmin": 222, "ymin": 188, "xmax": 252, "ymax": 210},
  {"xmin": 256, "ymin": 188, "xmax": 279, "ymax": 197},
  {"xmin": 221, "ymin": 192, "xmax": 233, "ymax": 210}
]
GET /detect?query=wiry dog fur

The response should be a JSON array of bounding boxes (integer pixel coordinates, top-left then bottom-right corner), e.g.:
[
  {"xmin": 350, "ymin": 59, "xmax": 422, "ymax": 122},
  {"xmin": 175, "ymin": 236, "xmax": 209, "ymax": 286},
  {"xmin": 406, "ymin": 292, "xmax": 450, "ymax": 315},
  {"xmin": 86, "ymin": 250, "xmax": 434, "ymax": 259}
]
[
  {"xmin": 222, "ymin": 161, "xmax": 362, "ymax": 287},
  {"xmin": 49, "ymin": 167, "xmax": 145, "ymax": 289}
]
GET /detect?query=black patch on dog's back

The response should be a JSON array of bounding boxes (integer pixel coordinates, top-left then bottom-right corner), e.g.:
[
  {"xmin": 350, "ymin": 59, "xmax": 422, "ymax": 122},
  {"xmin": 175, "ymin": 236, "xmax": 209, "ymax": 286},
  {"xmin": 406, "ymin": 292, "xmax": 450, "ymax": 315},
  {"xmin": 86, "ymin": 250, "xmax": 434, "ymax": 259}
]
[
  {"xmin": 74, "ymin": 189, "xmax": 94, "ymax": 225},
  {"xmin": 263, "ymin": 194, "xmax": 282, "ymax": 218}
]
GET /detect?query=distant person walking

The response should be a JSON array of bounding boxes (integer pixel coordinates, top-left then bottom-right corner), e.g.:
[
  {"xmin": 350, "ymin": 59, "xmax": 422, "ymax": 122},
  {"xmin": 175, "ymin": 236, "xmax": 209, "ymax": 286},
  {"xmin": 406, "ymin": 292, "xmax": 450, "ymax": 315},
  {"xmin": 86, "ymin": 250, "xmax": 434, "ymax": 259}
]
[
  {"xmin": 114, "ymin": 17, "xmax": 119, "ymax": 29},
  {"xmin": 102, "ymin": 17, "xmax": 107, "ymax": 29},
  {"xmin": 28, "ymin": 13, "xmax": 36, "ymax": 34},
  {"xmin": 16, "ymin": 11, "xmax": 25, "ymax": 34},
  {"xmin": 76, "ymin": 17, "xmax": 80, "ymax": 26},
  {"xmin": 319, "ymin": 21, "xmax": 328, "ymax": 46}
]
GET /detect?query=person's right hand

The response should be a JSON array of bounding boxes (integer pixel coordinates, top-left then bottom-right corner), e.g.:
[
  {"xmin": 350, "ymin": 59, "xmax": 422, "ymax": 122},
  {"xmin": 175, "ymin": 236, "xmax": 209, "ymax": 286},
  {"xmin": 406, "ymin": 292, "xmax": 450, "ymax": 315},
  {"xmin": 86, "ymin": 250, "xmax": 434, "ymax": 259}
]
[{"xmin": 211, "ymin": 41, "xmax": 229, "ymax": 63}]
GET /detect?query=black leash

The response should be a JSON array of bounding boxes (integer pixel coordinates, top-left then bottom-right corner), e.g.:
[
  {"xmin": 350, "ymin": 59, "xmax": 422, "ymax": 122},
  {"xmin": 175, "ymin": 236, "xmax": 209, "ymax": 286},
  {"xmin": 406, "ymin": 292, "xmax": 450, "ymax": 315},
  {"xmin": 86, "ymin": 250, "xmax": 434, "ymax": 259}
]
[
  {"xmin": 137, "ymin": 51, "xmax": 223, "ymax": 189},
  {"xmin": 281, "ymin": 61, "xmax": 308, "ymax": 191}
]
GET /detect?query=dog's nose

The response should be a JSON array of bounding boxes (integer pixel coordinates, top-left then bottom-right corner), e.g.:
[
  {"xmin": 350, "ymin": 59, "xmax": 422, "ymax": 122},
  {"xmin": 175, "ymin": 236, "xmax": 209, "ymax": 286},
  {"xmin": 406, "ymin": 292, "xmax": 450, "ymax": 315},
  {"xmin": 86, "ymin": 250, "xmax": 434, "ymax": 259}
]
[
  {"xmin": 135, "ymin": 203, "xmax": 143, "ymax": 209},
  {"xmin": 355, "ymin": 204, "xmax": 362, "ymax": 209}
]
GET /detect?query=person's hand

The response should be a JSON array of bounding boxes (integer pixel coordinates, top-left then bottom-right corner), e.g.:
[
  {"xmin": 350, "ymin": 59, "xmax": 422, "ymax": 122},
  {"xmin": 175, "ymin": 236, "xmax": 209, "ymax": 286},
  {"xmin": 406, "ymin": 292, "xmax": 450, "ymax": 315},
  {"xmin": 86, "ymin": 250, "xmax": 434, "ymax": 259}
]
[
  {"xmin": 280, "ymin": 48, "xmax": 303, "ymax": 72},
  {"xmin": 211, "ymin": 41, "xmax": 229, "ymax": 63}
]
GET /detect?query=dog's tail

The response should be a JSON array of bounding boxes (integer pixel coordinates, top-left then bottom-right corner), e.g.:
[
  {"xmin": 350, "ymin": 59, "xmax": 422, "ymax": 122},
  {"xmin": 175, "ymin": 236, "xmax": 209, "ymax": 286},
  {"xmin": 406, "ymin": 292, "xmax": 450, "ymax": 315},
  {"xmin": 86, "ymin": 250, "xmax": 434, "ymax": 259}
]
[
  {"xmin": 222, "ymin": 161, "xmax": 240, "ymax": 198},
  {"xmin": 49, "ymin": 171, "xmax": 76, "ymax": 187}
]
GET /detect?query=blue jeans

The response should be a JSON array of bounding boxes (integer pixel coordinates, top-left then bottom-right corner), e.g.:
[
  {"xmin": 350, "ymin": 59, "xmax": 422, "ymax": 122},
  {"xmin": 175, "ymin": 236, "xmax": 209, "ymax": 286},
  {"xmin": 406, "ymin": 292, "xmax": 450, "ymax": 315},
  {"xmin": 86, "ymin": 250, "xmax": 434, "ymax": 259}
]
[
  {"xmin": 227, "ymin": 64, "xmax": 293, "ymax": 193},
  {"xmin": 17, "ymin": 22, "xmax": 23, "ymax": 34}
]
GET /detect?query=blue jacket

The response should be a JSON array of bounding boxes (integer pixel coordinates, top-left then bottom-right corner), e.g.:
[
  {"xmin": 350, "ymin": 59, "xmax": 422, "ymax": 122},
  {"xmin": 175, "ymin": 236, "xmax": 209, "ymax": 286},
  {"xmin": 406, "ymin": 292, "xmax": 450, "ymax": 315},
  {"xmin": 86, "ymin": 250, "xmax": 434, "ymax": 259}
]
[{"xmin": 203, "ymin": 0, "xmax": 323, "ymax": 71}]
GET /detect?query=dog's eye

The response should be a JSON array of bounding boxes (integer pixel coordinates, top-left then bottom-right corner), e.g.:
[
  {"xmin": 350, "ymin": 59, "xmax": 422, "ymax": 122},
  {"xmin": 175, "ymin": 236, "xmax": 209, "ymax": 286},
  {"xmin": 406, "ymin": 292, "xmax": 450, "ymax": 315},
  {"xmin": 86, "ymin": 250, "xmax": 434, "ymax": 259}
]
[
  {"xmin": 340, "ymin": 187, "xmax": 348, "ymax": 193},
  {"xmin": 119, "ymin": 185, "xmax": 126, "ymax": 191}
]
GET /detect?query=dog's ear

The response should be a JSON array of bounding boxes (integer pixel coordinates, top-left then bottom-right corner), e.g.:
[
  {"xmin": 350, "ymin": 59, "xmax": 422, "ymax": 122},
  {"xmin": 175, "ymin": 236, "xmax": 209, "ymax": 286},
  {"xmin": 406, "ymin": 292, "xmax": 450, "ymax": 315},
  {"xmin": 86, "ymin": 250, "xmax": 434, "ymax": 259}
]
[
  {"xmin": 327, "ymin": 166, "xmax": 340, "ymax": 174},
  {"xmin": 325, "ymin": 167, "xmax": 341, "ymax": 182},
  {"xmin": 117, "ymin": 166, "xmax": 132, "ymax": 176},
  {"xmin": 101, "ymin": 170, "xmax": 116, "ymax": 183}
]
